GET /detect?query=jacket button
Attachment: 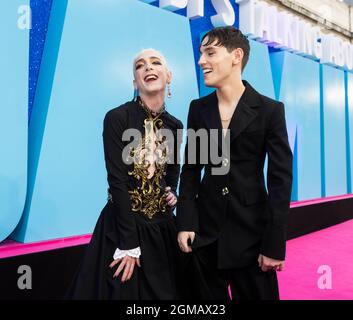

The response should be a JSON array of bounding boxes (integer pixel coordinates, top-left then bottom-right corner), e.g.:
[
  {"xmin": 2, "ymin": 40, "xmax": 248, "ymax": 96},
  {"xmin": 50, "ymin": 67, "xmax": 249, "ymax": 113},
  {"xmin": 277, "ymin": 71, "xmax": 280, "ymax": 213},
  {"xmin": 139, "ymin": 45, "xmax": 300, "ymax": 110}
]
[
  {"xmin": 222, "ymin": 187, "xmax": 229, "ymax": 196},
  {"xmin": 222, "ymin": 158, "xmax": 229, "ymax": 167}
]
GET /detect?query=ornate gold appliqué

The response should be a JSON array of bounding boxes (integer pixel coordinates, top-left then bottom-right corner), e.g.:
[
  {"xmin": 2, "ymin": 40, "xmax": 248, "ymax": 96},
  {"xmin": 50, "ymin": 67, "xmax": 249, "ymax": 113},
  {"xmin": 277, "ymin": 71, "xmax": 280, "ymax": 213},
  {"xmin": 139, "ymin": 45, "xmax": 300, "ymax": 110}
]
[{"xmin": 127, "ymin": 99, "xmax": 170, "ymax": 219}]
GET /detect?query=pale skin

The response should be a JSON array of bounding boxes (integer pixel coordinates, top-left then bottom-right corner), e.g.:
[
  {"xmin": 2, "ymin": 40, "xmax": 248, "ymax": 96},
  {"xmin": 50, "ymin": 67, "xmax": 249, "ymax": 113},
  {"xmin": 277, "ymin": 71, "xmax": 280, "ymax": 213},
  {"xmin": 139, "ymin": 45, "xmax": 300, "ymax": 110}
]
[
  {"xmin": 177, "ymin": 37, "xmax": 285, "ymax": 272},
  {"xmin": 109, "ymin": 50, "xmax": 177, "ymax": 282}
]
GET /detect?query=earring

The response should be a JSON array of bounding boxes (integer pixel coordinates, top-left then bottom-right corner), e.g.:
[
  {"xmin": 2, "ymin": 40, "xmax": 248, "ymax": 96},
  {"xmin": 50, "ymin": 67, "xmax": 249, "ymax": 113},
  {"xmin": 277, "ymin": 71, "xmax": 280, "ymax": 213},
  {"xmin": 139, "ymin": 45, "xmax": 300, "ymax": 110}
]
[
  {"xmin": 167, "ymin": 83, "xmax": 172, "ymax": 99},
  {"xmin": 133, "ymin": 88, "xmax": 138, "ymax": 101}
]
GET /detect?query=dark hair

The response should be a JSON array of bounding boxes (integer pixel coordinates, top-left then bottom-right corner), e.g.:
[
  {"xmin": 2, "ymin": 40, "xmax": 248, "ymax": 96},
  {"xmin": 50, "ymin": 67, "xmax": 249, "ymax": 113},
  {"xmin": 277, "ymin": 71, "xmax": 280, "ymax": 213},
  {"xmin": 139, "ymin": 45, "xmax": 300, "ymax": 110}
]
[{"xmin": 201, "ymin": 26, "xmax": 250, "ymax": 72}]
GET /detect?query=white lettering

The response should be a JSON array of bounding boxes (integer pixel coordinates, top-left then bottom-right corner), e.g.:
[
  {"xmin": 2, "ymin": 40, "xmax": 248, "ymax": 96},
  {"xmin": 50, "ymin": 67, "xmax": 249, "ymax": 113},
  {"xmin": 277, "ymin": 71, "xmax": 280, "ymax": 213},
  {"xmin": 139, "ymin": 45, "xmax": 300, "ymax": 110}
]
[
  {"xmin": 187, "ymin": 0, "xmax": 204, "ymax": 20},
  {"xmin": 210, "ymin": 0, "xmax": 235, "ymax": 27},
  {"xmin": 138, "ymin": 0, "xmax": 353, "ymax": 71},
  {"xmin": 160, "ymin": 0, "xmax": 188, "ymax": 12}
]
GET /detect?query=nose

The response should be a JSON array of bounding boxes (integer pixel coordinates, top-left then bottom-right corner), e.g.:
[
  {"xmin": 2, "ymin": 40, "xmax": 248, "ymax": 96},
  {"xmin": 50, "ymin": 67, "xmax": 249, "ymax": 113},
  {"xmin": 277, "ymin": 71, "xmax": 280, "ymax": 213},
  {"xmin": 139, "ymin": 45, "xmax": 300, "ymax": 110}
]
[
  {"xmin": 198, "ymin": 54, "xmax": 206, "ymax": 66},
  {"xmin": 145, "ymin": 62, "xmax": 153, "ymax": 71}
]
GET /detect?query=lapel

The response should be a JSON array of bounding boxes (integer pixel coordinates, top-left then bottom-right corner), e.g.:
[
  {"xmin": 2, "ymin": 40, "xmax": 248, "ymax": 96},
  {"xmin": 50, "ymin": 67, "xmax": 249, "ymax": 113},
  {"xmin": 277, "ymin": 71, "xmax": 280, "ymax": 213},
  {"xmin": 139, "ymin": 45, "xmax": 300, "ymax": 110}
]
[{"xmin": 200, "ymin": 80, "xmax": 261, "ymax": 147}]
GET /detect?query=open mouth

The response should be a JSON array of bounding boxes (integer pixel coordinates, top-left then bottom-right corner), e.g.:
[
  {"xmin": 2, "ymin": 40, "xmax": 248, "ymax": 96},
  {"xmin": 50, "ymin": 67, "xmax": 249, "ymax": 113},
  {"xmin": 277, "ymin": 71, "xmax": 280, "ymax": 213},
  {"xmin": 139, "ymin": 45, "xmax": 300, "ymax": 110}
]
[
  {"xmin": 202, "ymin": 68, "xmax": 213, "ymax": 75},
  {"xmin": 144, "ymin": 74, "xmax": 158, "ymax": 82}
]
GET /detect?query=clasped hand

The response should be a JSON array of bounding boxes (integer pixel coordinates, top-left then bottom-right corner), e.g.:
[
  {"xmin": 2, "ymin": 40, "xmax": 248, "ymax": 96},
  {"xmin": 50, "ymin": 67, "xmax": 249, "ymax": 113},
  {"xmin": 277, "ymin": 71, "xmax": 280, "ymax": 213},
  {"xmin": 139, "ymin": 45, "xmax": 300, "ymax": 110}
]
[{"xmin": 109, "ymin": 186, "xmax": 177, "ymax": 282}]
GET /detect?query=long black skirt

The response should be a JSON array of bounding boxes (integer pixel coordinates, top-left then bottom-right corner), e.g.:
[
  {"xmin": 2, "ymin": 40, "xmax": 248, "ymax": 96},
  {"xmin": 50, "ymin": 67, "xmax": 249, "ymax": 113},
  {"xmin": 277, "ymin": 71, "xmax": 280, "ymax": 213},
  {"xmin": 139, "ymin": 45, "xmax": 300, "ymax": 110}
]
[{"xmin": 66, "ymin": 202, "xmax": 185, "ymax": 300}]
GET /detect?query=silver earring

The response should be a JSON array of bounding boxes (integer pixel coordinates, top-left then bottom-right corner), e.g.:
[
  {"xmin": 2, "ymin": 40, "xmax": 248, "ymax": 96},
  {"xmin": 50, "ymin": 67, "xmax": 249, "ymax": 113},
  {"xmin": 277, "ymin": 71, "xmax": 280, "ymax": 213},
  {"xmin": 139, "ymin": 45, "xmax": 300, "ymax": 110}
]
[{"xmin": 167, "ymin": 83, "xmax": 172, "ymax": 99}]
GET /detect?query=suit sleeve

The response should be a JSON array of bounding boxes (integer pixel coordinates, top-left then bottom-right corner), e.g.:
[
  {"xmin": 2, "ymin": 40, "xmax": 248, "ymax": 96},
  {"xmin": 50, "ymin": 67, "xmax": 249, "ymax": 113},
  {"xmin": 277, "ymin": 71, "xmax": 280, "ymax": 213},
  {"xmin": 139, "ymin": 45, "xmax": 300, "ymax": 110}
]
[
  {"xmin": 261, "ymin": 102, "xmax": 293, "ymax": 260},
  {"xmin": 165, "ymin": 120, "xmax": 184, "ymax": 195},
  {"xmin": 103, "ymin": 109, "xmax": 139, "ymax": 250},
  {"xmin": 176, "ymin": 101, "xmax": 204, "ymax": 232}
]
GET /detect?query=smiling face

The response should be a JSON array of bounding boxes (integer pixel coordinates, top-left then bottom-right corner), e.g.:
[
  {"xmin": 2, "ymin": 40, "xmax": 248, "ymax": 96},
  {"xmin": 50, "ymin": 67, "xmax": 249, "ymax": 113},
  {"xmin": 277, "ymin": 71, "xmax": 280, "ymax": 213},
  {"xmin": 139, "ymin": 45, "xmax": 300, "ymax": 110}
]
[
  {"xmin": 133, "ymin": 49, "xmax": 172, "ymax": 97},
  {"xmin": 198, "ymin": 36, "xmax": 243, "ymax": 89}
]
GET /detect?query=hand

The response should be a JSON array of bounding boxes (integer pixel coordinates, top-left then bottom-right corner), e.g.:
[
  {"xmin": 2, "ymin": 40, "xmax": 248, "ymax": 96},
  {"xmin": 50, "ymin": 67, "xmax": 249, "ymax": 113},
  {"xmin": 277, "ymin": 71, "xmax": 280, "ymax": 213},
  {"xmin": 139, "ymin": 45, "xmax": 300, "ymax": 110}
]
[
  {"xmin": 258, "ymin": 254, "xmax": 285, "ymax": 272},
  {"xmin": 177, "ymin": 231, "xmax": 195, "ymax": 253},
  {"xmin": 165, "ymin": 186, "xmax": 177, "ymax": 207},
  {"xmin": 109, "ymin": 256, "xmax": 141, "ymax": 282}
]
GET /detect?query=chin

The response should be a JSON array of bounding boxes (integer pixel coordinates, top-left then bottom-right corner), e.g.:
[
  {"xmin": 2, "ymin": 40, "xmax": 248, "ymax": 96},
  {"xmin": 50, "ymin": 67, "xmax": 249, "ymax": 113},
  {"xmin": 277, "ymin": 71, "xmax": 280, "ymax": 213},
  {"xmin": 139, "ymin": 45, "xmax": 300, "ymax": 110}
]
[
  {"xmin": 144, "ymin": 87, "xmax": 164, "ymax": 96},
  {"xmin": 144, "ymin": 85, "xmax": 162, "ymax": 93},
  {"xmin": 204, "ymin": 80, "xmax": 217, "ymax": 88}
]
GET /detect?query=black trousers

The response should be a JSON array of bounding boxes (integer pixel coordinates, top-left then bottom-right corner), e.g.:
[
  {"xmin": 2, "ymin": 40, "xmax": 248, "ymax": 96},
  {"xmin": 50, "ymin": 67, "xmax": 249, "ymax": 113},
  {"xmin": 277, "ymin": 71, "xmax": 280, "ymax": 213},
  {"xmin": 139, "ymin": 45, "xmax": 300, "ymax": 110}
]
[{"xmin": 184, "ymin": 241, "xmax": 279, "ymax": 301}]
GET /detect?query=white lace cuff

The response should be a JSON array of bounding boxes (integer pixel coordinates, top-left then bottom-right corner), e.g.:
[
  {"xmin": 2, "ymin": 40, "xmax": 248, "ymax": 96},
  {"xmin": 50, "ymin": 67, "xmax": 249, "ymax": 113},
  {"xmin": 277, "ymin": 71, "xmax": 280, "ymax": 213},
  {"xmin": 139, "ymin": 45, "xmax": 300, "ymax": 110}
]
[{"xmin": 113, "ymin": 246, "xmax": 141, "ymax": 260}]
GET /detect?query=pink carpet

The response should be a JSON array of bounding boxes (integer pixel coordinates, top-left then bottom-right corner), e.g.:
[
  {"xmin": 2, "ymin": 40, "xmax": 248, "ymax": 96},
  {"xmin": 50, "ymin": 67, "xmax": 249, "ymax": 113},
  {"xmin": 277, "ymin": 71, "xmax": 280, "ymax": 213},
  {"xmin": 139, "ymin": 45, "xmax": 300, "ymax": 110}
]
[{"xmin": 278, "ymin": 219, "xmax": 353, "ymax": 300}]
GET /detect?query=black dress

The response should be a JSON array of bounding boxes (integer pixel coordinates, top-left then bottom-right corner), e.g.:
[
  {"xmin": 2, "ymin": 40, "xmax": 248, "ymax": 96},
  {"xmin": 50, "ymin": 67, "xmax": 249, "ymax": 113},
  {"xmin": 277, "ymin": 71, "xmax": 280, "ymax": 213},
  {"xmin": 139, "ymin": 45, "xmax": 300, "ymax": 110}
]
[{"xmin": 66, "ymin": 98, "xmax": 185, "ymax": 300}]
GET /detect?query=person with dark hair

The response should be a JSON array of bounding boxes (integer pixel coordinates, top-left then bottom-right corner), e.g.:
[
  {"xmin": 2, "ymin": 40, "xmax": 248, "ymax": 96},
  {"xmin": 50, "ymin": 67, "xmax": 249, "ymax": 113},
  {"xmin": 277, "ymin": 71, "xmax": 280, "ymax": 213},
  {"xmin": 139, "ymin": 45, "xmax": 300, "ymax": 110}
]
[
  {"xmin": 177, "ymin": 26, "xmax": 293, "ymax": 300},
  {"xmin": 66, "ymin": 49, "xmax": 184, "ymax": 300}
]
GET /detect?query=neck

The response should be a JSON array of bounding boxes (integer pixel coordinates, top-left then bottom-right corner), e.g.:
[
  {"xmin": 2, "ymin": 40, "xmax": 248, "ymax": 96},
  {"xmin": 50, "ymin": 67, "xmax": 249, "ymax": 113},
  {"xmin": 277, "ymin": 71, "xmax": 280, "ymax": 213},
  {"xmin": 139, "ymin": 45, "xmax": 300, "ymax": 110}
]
[
  {"xmin": 139, "ymin": 92, "xmax": 165, "ymax": 113},
  {"xmin": 216, "ymin": 74, "xmax": 245, "ymax": 107}
]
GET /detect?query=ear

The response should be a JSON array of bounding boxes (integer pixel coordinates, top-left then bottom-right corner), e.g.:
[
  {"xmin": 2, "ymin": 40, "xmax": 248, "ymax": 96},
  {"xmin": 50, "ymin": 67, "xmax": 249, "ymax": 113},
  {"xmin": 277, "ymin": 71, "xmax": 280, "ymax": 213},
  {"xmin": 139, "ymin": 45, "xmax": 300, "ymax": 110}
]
[
  {"xmin": 133, "ymin": 79, "xmax": 137, "ymax": 90},
  {"xmin": 167, "ymin": 70, "xmax": 173, "ymax": 84},
  {"xmin": 233, "ymin": 48, "xmax": 244, "ymax": 66}
]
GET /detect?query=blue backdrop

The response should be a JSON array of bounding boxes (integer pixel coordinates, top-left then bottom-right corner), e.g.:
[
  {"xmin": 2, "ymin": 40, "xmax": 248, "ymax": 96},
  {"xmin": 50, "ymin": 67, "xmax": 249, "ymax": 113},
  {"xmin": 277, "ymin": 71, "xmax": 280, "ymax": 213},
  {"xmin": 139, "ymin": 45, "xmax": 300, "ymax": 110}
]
[
  {"xmin": 1, "ymin": 0, "xmax": 353, "ymax": 243},
  {"xmin": 11, "ymin": 0, "xmax": 199, "ymax": 242},
  {"xmin": 0, "ymin": 0, "xmax": 29, "ymax": 242}
]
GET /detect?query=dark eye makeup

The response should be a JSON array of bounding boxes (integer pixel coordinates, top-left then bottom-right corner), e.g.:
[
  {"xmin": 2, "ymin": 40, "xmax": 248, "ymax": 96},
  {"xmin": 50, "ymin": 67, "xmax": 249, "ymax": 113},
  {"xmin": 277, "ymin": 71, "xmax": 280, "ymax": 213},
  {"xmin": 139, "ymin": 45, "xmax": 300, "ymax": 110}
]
[{"xmin": 135, "ymin": 58, "xmax": 162, "ymax": 70}]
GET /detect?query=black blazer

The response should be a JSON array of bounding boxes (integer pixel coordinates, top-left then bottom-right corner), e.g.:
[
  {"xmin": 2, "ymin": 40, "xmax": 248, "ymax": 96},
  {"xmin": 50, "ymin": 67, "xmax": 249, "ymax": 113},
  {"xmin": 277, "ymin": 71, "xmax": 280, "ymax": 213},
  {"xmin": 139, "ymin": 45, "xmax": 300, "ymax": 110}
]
[{"xmin": 176, "ymin": 81, "xmax": 293, "ymax": 269}]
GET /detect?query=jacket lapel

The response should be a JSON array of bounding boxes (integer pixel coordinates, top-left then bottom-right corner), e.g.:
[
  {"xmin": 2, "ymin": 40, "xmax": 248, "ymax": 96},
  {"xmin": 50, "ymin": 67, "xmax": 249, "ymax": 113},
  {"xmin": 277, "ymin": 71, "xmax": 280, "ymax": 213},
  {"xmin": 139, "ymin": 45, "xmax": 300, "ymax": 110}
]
[
  {"xmin": 200, "ymin": 91, "xmax": 222, "ymax": 131},
  {"xmin": 200, "ymin": 91, "xmax": 223, "ymax": 152},
  {"xmin": 200, "ymin": 82, "xmax": 260, "ymax": 147},
  {"xmin": 227, "ymin": 100, "xmax": 258, "ymax": 145}
]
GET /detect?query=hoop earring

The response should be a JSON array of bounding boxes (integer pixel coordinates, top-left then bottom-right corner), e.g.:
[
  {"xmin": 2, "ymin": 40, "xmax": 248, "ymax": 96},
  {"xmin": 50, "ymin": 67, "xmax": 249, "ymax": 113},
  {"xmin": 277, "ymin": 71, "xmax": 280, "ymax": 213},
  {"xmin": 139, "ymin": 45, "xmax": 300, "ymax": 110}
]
[{"xmin": 167, "ymin": 83, "xmax": 172, "ymax": 99}]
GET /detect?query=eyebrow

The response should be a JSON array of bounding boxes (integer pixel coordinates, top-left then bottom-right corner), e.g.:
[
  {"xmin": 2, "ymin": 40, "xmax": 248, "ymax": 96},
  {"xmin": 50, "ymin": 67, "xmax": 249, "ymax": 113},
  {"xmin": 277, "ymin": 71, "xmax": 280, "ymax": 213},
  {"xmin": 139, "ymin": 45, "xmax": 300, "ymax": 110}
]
[
  {"xmin": 135, "ymin": 56, "xmax": 162, "ymax": 64},
  {"xmin": 199, "ymin": 46, "xmax": 217, "ymax": 54}
]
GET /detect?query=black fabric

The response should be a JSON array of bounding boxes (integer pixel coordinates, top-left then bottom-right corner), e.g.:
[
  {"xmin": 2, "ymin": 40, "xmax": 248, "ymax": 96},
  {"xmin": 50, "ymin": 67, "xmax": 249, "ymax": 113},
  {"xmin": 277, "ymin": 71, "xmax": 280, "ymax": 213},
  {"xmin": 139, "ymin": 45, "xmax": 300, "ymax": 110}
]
[
  {"xmin": 66, "ymin": 100, "xmax": 184, "ymax": 300},
  {"xmin": 181, "ymin": 242, "xmax": 230, "ymax": 300},
  {"xmin": 225, "ymin": 264, "xmax": 279, "ymax": 301},
  {"xmin": 66, "ymin": 206, "xmax": 184, "ymax": 300},
  {"xmin": 177, "ymin": 80, "xmax": 293, "ymax": 268},
  {"xmin": 183, "ymin": 242, "xmax": 279, "ymax": 301}
]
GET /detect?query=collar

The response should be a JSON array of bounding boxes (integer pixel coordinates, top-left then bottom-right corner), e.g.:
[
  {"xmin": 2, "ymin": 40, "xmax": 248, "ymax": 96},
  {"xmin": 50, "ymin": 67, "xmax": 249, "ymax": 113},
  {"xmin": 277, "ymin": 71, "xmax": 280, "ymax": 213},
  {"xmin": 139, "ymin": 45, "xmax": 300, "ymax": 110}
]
[{"xmin": 201, "ymin": 80, "xmax": 262, "ymax": 109}]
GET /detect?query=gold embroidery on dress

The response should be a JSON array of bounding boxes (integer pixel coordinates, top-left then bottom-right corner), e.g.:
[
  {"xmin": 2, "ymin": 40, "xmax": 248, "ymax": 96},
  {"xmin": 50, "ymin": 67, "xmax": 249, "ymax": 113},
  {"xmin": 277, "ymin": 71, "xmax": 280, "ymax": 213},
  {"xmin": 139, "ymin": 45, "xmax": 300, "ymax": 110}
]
[{"xmin": 127, "ymin": 98, "xmax": 170, "ymax": 219}]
